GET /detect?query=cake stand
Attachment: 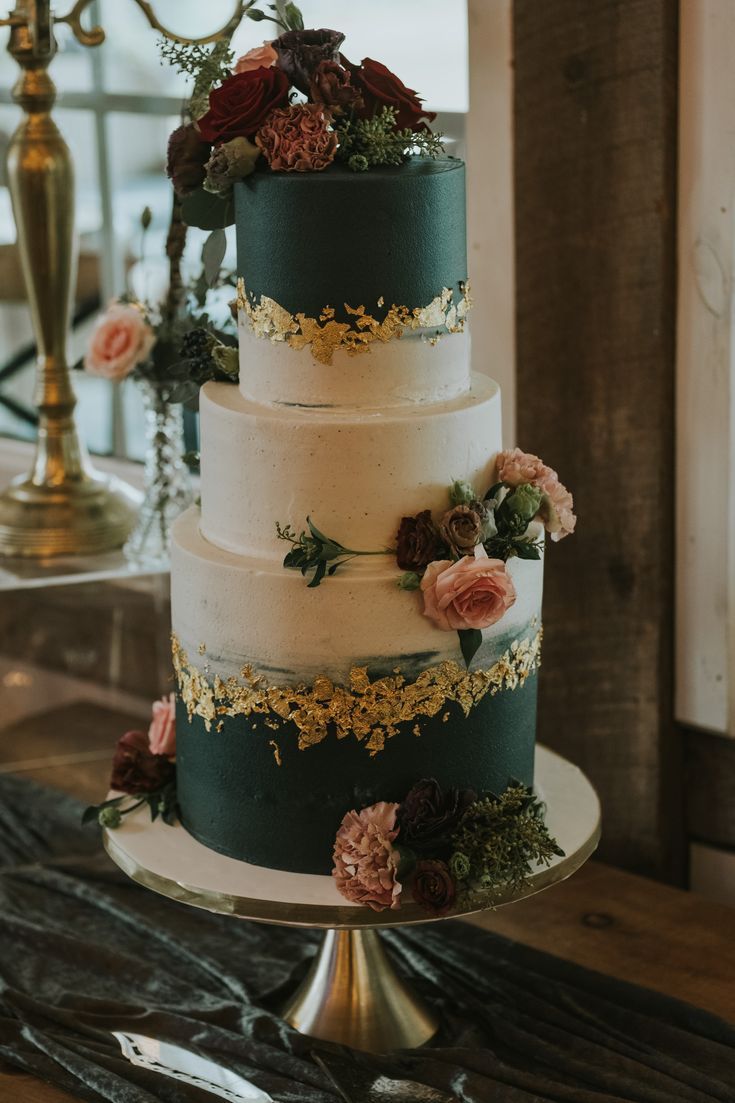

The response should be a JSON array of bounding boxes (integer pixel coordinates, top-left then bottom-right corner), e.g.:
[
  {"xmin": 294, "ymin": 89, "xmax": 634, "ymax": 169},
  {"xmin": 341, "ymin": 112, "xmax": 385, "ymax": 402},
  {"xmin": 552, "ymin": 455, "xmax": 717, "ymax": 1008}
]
[{"xmin": 104, "ymin": 744, "xmax": 600, "ymax": 1053}]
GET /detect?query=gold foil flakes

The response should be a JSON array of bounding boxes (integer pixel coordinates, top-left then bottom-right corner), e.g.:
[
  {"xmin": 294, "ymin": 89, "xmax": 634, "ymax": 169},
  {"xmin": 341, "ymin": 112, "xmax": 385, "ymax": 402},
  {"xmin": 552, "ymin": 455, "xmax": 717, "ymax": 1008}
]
[
  {"xmin": 171, "ymin": 630, "xmax": 542, "ymax": 758},
  {"xmin": 236, "ymin": 278, "xmax": 473, "ymax": 366}
]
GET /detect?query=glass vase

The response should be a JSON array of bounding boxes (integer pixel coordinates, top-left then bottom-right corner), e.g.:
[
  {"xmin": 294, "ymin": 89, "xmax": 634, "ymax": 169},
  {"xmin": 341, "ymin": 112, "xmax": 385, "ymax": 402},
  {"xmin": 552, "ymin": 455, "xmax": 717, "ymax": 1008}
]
[{"xmin": 123, "ymin": 380, "xmax": 194, "ymax": 569}]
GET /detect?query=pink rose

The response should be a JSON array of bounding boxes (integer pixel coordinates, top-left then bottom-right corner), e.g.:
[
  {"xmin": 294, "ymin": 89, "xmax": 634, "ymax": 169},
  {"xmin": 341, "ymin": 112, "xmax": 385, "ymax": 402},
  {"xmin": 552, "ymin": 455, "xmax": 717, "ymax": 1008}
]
[
  {"xmin": 496, "ymin": 447, "xmax": 576, "ymax": 541},
  {"xmin": 421, "ymin": 546, "xmax": 516, "ymax": 632},
  {"xmin": 332, "ymin": 802, "xmax": 402, "ymax": 911},
  {"xmin": 148, "ymin": 693, "xmax": 176, "ymax": 757},
  {"xmin": 84, "ymin": 303, "xmax": 155, "ymax": 382},
  {"xmin": 234, "ymin": 42, "xmax": 278, "ymax": 73}
]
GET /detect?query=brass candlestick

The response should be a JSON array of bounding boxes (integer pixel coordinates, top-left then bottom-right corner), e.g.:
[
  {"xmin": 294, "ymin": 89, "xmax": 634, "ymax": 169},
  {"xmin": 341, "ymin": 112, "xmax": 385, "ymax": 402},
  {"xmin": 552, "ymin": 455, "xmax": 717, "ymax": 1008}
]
[{"xmin": 0, "ymin": 0, "xmax": 247, "ymax": 557}]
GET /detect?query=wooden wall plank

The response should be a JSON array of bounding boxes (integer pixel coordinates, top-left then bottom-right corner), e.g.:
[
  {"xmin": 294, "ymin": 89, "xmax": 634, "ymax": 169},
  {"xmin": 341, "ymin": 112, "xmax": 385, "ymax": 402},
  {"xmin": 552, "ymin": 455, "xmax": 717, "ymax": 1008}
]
[{"xmin": 513, "ymin": 0, "xmax": 681, "ymax": 879}]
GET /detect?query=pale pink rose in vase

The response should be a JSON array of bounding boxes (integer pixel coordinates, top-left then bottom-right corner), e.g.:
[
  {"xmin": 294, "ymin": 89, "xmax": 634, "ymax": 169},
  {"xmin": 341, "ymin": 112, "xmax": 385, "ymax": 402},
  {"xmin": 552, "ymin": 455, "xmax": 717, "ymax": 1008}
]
[
  {"xmin": 148, "ymin": 693, "xmax": 176, "ymax": 757},
  {"xmin": 84, "ymin": 303, "xmax": 155, "ymax": 382},
  {"xmin": 496, "ymin": 446, "xmax": 577, "ymax": 540},
  {"xmin": 421, "ymin": 546, "xmax": 516, "ymax": 632},
  {"xmin": 332, "ymin": 802, "xmax": 402, "ymax": 911},
  {"xmin": 234, "ymin": 43, "xmax": 278, "ymax": 73}
]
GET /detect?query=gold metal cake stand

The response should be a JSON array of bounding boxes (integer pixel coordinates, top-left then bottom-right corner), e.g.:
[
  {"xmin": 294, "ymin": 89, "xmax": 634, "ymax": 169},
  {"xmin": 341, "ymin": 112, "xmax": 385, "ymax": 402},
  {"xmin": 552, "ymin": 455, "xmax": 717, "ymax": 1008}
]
[{"xmin": 104, "ymin": 745, "xmax": 600, "ymax": 1053}]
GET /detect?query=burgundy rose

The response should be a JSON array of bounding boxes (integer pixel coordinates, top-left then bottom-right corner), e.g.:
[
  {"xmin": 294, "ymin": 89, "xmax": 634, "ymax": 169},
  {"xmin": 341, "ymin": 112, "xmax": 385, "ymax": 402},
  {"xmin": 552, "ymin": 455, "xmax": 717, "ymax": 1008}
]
[
  {"xmin": 411, "ymin": 859, "xmax": 456, "ymax": 915},
  {"xmin": 197, "ymin": 67, "xmax": 290, "ymax": 143},
  {"xmin": 110, "ymin": 730, "xmax": 175, "ymax": 794},
  {"xmin": 398, "ymin": 778, "xmax": 476, "ymax": 855},
  {"xmin": 273, "ymin": 28, "xmax": 345, "ymax": 95},
  {"xmin": 396, "ymin": 510, "xmax": 447, "ymax": 572},
  {"xmin": 166, "ymin": 124, "xmax": 210, "ymax": 196},
  {"xmin": 309, "ymin": 59, "xmax": 363, "ymax": 112},
  {"xmin": 352, "ymin": 58, "xmax": 436, "ymax": 132}
]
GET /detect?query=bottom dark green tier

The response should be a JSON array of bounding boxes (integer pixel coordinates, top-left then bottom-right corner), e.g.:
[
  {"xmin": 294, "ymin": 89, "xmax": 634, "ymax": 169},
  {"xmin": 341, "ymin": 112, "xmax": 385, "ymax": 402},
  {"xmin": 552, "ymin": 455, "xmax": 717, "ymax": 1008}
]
[{"xmin": 176, "ymin": 672, "xmax": 538, "ymax": 875}]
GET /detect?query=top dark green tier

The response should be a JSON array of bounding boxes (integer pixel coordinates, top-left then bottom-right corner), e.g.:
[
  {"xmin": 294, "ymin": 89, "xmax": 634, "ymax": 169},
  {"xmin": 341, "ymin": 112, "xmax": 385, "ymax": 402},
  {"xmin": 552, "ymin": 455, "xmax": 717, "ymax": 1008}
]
[{"xmin": 234, "ymin": 158, "xmax": 467, "ymax": 323}]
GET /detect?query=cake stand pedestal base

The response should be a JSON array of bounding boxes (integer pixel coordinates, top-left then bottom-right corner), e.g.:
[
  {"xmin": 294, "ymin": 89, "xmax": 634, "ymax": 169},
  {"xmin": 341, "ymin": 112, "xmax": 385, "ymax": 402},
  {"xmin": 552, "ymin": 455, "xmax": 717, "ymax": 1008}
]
[
  {"xmin": 282, "ymin": 928, "xmax": 439, "ymax": 1050},
  {"xmin": 104, "ymin": 745, "xmax": 600, "ymax": 1053}
]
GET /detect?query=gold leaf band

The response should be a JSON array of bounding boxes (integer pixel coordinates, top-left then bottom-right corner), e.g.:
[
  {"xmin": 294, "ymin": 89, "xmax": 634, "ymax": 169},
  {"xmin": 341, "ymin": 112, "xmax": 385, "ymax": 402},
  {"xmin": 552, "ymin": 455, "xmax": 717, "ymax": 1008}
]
[
  {"xmin": 172, "ymin": 630, "xmax": 542, "ymax": 757},
  {"xmin": 236, "ymin": 278, "xmax": 472, "ymax": 366}
]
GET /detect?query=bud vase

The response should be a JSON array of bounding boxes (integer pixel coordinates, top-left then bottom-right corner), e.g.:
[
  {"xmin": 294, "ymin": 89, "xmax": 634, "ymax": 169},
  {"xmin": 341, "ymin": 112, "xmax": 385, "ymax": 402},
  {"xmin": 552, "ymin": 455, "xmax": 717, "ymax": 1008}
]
[{"xmin": 123, "ymin": 380, "xmax": 194, "ymax": 569}]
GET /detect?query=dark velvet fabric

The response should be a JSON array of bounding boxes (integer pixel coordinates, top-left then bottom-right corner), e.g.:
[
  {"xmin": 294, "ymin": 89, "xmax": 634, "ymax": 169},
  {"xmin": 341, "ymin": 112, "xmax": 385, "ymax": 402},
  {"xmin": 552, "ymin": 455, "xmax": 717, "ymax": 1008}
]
[{"xmin": 0, "ymin": 774, "xmax": 733, "ymax": 1103}]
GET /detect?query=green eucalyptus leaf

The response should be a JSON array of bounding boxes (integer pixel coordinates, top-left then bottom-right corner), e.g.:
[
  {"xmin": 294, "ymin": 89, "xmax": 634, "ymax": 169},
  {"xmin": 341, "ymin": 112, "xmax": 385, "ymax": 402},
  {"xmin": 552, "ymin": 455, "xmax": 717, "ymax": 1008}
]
[
  {"xmin": 181, "ymin": 187, "xmax": 235, "ymax": 231},
  {"xmin": 307, "ymin": 559, "xmax": 327, "ymax": 588},
  {"xmin": 284, "ymin": 2, "xmax": 304, "ymax": 29},
  {"xmin": 458, "ymin": 627, "xmax": 483, "ymax": 669},
  {"xmin": 202, "ymin": 228, "xmax": 227, "ymax": 287}
]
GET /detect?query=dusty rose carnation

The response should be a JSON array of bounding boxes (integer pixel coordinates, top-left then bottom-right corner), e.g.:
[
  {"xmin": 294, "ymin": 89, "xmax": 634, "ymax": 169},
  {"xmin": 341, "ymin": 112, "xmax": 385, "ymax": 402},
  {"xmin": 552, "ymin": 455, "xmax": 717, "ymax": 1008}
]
[
  {"xmin": 332, "ymin": 802, "xmax": 402, "ymax": 911},
  {"xmin": 234, "ymin": 42, "xmax": 277, "ymax": 73},
  {"xmin": 84, "ymin": 303, "xmax": 154, "ymax": 381},
  {"xmin": 256, "ymin": 103, "xmax": 337, "ymax": 173},
  {"xmin": 421, "ymin": 545, "xmax": 516, "ymax": 632},
  {"xmin": 496, "ymin": 447, "xmax": 576, "ymax": 541},
  {"xmin": 148, "ymin": 693, "xmax": 176, "ymax": 757}
]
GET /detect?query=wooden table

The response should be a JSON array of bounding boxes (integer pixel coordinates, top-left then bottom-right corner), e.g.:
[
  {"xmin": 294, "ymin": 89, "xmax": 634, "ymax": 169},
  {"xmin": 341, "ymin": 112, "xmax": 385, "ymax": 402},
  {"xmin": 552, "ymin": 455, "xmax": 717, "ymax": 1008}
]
[{"xmin": 2, "ymin": 703, "xmax": 734, "ymax": 1101}]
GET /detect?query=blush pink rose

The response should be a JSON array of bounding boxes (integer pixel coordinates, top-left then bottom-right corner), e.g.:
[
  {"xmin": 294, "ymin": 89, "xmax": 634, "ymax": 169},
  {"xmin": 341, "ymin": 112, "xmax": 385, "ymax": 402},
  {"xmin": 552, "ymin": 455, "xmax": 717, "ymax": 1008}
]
[
  {"xmin": 84, "ymin": 303, "xmax": 155, "ymax": 382},
  {"xmin": 148, "ymin": 693, "xmax": 176, "ymax": 757},
  {"xmin": 234, "ymin": 42, "xmax": 278, "ymax": 73},
  {"xmin": 332, "ymin": 802, "xmax": 402, "ymax": 911},
  {"xmin": 496, "ymin": 447, "xmax": 576, "ymax": 541},
  {"xmin": 421, "ymin": 545, "xmax": 516, "ymax": 632}
]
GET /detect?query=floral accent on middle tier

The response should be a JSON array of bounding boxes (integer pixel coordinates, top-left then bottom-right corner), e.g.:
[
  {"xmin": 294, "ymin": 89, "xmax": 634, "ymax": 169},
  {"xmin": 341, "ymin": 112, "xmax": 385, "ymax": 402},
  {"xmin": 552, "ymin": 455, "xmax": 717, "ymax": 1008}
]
[
  {"xmin": 172, "ymin": 628, "xmax": 542, "ymax": 757},
  {"xmin": 236, "ymin": 278, "xmax": 472, "ymax": 366}
]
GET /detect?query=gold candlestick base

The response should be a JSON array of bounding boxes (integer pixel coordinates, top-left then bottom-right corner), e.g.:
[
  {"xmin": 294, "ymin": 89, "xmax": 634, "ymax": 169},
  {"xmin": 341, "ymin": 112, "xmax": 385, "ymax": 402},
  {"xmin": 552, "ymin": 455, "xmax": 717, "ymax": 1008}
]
[{"xmin": 0, "ymin": 468, "xmax": 139, "ymax": 557}]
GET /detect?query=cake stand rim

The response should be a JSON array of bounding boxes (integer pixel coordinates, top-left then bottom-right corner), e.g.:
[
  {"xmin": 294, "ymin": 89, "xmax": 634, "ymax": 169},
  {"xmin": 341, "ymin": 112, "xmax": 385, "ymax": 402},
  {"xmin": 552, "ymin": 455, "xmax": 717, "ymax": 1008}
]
[{"xmin": 102, "ymin": 744, "xmax": 601, "ymax": 930}]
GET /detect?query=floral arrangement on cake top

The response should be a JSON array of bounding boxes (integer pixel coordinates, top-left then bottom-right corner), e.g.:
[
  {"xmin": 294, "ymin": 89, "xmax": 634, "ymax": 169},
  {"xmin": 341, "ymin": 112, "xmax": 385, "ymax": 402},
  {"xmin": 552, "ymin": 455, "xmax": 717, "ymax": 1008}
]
[
  {"xmin": 277, "ymin": 448, "xmax": 576, "ymax": 666},
  {"xmin": 164, "ymin": 1, "xmax": 444, "ymax": 230},
  {"xmin": 332, "ymin": 777, "xmax": 564, "ymax": 914}
]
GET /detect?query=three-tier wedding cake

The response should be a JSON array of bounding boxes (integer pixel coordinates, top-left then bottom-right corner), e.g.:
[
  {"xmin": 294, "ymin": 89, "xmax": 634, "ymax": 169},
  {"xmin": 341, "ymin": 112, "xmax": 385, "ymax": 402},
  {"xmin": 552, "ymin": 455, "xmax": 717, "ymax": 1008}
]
[{"xmin": 159, "ymin": 25, "xmax": 575, "ymax": 912}]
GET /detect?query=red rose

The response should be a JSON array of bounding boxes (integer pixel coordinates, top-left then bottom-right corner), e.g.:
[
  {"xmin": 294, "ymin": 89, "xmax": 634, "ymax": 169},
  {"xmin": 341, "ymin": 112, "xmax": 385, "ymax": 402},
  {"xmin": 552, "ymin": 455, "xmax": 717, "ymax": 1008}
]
[
  {"xmin": 110, "ymin": 730, "xmax": 175, "ymax": 794},
  {"xmin": 352, "ymin": 58, "xmax": 436, "ymax": 132},
  {"xmin": 198, "ymin": 67, "xmax": 290, "ymax": 143}
]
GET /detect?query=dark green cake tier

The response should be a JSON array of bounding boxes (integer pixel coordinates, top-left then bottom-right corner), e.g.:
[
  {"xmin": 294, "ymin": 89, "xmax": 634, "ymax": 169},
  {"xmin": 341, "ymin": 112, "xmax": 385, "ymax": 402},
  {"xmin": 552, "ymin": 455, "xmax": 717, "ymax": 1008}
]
[
  {"xmin": 176, "ymin": 671, "xmax": 538, "ymax": 875},
  {"xmin": 234, "ymin": 158, "xmax": 467, "ymax": 324}
]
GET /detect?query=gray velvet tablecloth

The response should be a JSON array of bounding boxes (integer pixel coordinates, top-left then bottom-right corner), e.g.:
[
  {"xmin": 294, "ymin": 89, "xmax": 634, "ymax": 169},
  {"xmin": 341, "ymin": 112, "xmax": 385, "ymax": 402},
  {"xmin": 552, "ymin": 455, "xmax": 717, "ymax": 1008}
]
[{"xmin": 0, "ymin": 773, "xmax": 733, "ymax": 1103}]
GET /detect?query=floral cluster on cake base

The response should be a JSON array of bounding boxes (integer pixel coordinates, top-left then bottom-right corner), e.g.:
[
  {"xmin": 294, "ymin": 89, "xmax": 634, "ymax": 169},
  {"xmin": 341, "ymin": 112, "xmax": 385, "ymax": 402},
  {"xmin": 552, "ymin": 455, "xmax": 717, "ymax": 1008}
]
[
  {"xmin": 164, "ymin": 4, "xmax": 445, "ymax": 230},
  {"xmin": 83, "ymin": 695, "xmax": 179, "ymax": 829},
  {"xmin": 277, "ymin": 448, "xmax": 576, "ymax": 666},
  {"xmin": 332, "ymin": 777, "xmax": 564, "ymax": 914}
]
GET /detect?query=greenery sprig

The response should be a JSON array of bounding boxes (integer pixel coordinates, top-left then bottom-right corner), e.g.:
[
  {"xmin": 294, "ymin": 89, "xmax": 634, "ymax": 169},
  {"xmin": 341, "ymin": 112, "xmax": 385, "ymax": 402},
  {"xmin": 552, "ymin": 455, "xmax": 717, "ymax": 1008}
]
[
  {"xmin": 336, "ymin": 107, "xmax": 445, "ymax": 172},
  {"xmin": 276, "ymin": 519, "xmax": 390, "ymax": 587},
  {"xmin": 449, "ymin": 782, "xmax": 565, "ymax": 904},
  {"xmin": 83, "ymin": 781, "xmax": 178, "ymax": 830}
]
